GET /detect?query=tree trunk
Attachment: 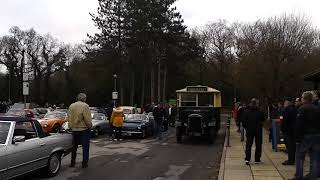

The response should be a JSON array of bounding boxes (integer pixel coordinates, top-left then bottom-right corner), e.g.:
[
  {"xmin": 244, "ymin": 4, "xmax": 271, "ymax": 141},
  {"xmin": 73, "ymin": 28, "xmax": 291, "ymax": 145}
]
[
  {"xmin": 43, "ymin": 73, "xmax": 50, "ymax": 103},
  {"xmin": 151, "ymin": 66, "xmax": 155, "ymax": 104},
  {"xmin": 141, "ymin": 67, "xmax": 146, "ymax": 108},
  {"xmin": 120, "ymin": 77, "xmax": 124, "ymax": 105},
  {"xmin": 157, "ymin": 59, "xmax": 161, "ymax": 103},
  {"xmin": 162, "ymin": 64, "xmax": 167, "ymax": 102},
  {"xmin": 130, "ymin": 71, "xmax": 135, "ymax": 106}
]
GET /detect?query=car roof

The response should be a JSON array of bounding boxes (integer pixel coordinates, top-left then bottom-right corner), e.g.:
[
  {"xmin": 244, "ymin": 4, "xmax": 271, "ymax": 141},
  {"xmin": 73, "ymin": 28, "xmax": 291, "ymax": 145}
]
[
  {"xmin": 120, "ymin": 106, "xmax": 135, "ymax": 109},
  {"xmin": 0, "ymin": 116, "xmax": 33, "ymax": 122}
]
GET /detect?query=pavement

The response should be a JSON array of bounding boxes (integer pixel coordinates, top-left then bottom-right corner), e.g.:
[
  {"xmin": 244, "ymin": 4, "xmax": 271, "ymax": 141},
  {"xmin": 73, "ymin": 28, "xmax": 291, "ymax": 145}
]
[
  {"xmin": 218, "ymin": 120, "xmax": 319, "ymax": 180},
  {"xmin": 20, "ymin": 115, "xmax": 227, "ymax": 180}
]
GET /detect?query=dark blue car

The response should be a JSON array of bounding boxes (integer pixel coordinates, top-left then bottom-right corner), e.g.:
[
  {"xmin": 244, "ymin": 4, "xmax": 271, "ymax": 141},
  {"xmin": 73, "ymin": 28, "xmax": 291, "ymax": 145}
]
[{"xmin": 122, "ymin": 114, "xmax": 154, "ymax": 138}]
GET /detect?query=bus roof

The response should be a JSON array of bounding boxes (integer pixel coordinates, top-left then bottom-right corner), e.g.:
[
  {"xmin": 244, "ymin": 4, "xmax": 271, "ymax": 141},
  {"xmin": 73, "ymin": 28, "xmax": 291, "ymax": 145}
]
[{"xmin": 176, "ymin": 86, "xmax": 220, "ymax": 93}]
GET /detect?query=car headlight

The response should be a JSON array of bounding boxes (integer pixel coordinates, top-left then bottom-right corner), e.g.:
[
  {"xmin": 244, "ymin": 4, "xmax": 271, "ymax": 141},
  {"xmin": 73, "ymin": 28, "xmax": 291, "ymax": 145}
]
[
  {"xmin": 43, "ymin": 124, "xmax": 48, "ymax": 128},
  {"xmin": 137, "ymin": 126, "xmax": 142, "ymax": 130}
]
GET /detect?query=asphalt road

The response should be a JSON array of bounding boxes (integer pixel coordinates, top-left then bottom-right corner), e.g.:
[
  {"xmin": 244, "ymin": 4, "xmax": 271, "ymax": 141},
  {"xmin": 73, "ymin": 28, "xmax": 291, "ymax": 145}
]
[{"xmin": 19, "ymin": 116, "xmax": 227, "ymax": 180}]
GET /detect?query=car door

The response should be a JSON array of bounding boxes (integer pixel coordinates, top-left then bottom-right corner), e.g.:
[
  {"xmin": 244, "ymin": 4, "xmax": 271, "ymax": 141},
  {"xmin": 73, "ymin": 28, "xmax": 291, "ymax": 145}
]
[
  {"xmin": 0, "ymin": 121, "xmax": 12, "ymax": 180},
  {"xmin": 0, "ymin": 146, "xmax": 7, "ymax": 180},
  {"xmin": 6, "ymin": 121, "xmax": 47, "ymax": 179}
]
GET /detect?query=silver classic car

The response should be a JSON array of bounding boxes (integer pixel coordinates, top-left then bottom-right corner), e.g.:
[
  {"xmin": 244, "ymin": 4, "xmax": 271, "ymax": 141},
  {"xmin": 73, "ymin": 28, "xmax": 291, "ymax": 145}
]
[{"xmin": 0, "ymin": 116, "xmax": 73, "ymax": 180}]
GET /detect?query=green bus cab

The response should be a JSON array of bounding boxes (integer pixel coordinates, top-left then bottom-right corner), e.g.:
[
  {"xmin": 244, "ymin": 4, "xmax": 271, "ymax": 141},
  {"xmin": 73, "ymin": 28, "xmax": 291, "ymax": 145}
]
[{"xmin": 175, "ymin": 86, "xmax": 221, "ymax": 143}]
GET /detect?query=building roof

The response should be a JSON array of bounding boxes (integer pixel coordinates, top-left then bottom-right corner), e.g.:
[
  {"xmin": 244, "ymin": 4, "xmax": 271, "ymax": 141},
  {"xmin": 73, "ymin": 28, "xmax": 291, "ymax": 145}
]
[{"xmin": 176, "ymin": 86, "xmax": 220, "ymax": 93}]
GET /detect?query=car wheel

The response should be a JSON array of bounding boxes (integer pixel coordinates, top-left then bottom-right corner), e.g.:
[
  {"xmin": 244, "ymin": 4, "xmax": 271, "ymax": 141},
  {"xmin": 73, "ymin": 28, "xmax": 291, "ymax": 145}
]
[
  {"xmin": 46, "ymin": 152, "xmax": 61, "ymax": 177},
  {"xmin": 52, "ymin": 124, "xmax": 61, "ymax": 133},
  {"xmin": 141, "ymin": 129, "xmax": 146, "ymax": 139},
  {"xmin": 92, "ymin": 127, "xmax": 99, "ymax": 138}
]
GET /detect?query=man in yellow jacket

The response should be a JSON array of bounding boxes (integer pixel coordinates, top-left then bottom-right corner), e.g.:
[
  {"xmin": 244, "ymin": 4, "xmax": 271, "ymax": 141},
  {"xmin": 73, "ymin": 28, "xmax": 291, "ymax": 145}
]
[
  {"xmin": 67, "ymin": 93, "xmax": 92, "ymax": 168},
  {"xmin": 111, "ymin": 103, "xmax": 124, "ymax": 141}
]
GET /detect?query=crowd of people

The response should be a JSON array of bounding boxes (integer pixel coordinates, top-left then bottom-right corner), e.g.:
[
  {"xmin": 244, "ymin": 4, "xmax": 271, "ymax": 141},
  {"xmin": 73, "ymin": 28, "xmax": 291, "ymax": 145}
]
[{"xmin": 233, "ymin": 91, "xmax": 320, "ymax": 180}]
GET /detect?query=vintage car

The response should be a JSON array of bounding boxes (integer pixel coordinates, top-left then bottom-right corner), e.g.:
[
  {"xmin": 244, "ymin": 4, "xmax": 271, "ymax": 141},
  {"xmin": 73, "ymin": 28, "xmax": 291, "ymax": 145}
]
[
  {"xmin": 175, "ymin": 86, "xmax": 221, "ymax": 144},
  {"xmin": 122, "ymin": 114, "xmax": 154, "ymax": 138},
  {"xmin": 38, "ymin": 111, "xmax": 67, "ymax": 133},
  {"xmin": 120, "ymin": 106, "xmax": 139, "ymax": 116},
  {"xmin": 0, "ymin": 116, "xmax": 73, "ymax": 180},
  {"xmin": 4, "ymin": 108, "xmax": 37, "ymax": 119},
  {"xmin": 62, "ymin": 113, "xmax": 111, "ymax": 137}
]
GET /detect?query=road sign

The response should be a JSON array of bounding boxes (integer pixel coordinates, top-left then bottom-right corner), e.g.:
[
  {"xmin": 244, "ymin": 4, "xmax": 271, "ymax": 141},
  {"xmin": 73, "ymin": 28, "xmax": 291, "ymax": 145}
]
[
  {"xmin": 112, "ymin": 92, "xmax": 118, "ymax": 100},
  {"xmin": 23, "ymin": 73, "xmax": 29, "ymax": 81},
  {"xmin": 23, "ymin": 82, "xmax": 29, "ymax": 95}
]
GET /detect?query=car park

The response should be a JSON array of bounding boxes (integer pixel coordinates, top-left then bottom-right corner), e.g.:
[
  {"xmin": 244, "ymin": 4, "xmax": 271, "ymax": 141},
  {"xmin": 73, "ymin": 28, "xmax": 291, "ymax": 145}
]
[
  {"xmin": 38, "ymin": 111, "xmax": 67, "ymax": 133},
  {"xmin": 62, "ymin": 113, "xmax": 110, "ymax": 138},
  {"xmin": 122, "ymin": 114, "xmax": 154, "ymax": 138},
  {"xmin": 4, "ymin": 108, "xmax": 36, "ymax": 119},
  {"xmin": 0, "ymin": 116, "xmax": 73, "ymax": 180}
]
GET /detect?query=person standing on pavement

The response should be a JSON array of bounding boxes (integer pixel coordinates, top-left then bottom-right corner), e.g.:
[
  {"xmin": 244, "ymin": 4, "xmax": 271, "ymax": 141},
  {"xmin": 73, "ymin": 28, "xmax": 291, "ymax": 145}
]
[
  {"xmin": 237, "ymin": 102, "xmax": 246, "ymax": 142},
  {"xmin": 67, "ymin": 93, "xmax": 92, "ymax": 168},
  {"xmin": 153, "ymin": 102, "xmax": 165, "ymax": 140},
  {"xmin": 290, "ymin": 91, "xmax": 320, "ymax": 180},
  {"xmin": 110, "ymin": 103, "xmax": 125, "ymax": 141},
  {"xmin": 281, "ymin": 99, "xmax": 297, "ymax": 166},
  {"xmin": 243, "ymin": 98, "xmax": 265, "ymax": 165}
]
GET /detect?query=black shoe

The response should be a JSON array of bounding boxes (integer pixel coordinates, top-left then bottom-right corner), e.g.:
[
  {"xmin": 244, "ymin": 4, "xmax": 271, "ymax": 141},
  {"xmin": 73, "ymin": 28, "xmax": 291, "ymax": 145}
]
[
  {"xmin": 82, "ymin": 163, "xmax": 88, "ymax": 168},
  {"xmin": 282, "ymin": 160, "xmax": 294, "ymax": 166}
]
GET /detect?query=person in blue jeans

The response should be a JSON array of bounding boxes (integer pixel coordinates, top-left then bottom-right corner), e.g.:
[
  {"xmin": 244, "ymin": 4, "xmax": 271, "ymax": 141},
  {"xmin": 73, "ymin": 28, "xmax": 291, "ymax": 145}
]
[{"xmin": 290, "ymin": 91, "xmax": 320, "ymax": 180}]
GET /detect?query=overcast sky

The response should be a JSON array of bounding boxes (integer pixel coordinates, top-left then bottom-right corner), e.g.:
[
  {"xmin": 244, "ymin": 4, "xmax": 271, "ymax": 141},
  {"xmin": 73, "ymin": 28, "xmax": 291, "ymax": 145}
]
[{"xmin": 0, "ymin": 0, "xmax": 320, "ymax": 44}]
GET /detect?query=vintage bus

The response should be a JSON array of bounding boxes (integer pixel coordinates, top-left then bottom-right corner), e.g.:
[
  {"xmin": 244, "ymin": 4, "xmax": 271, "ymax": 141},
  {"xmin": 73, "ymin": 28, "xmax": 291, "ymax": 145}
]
[{"xmin": 175, "ymin": 86, "xmax": 221, "ymax": 143}]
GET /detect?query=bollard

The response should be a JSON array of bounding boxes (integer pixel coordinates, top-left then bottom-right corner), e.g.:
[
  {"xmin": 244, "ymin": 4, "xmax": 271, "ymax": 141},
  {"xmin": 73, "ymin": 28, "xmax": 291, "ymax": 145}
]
[{"xmin": 226, "ymin": 117, "xmax": 231, "ymax": 147}]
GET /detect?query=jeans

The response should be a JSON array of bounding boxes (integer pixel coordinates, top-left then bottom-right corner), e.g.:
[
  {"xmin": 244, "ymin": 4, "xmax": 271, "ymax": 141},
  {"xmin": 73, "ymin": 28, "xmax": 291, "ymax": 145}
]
[
  {"xmin": 240, "ymin": 123, "xmax": 245, "ymax": 141},
  {"xmin": 283, "ymin": 133, "xmax": 296, "ymax": 163},
  {"xmin": 114, "ymin": 127, "xmax": 122, "ymax": 140},
  {"xmin": 245, "ymin": 129, "xmax": 263, "ymax": 162},
  {"xmin": 154, "ymin": 120, "xmax": 163, "ymax": 139},
  {"xmin": 71, "ymin": 129, "xmax": 91, "ymax": 165},
  {"xmin": 295, "ymin": 135, "xmax": 320, "ymax": 180}
]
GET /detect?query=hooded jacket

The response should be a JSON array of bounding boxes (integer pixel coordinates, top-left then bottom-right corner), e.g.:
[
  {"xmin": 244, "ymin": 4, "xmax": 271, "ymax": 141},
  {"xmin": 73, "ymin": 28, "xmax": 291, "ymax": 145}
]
[
  {"xmin": 243, "ymin": 106, "xmax": 265, "ymax": 133},
  {"xmin": 111, "ymin": 107, "xmax": 125, "ymax": 127}
]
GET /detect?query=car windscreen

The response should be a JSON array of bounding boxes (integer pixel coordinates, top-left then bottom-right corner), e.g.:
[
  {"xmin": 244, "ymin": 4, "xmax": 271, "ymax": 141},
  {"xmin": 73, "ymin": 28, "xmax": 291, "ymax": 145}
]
[
  {"xmin": 0, "ymin": 122, "xmax": 11, "ymax": 144},
  {"xmin": 123, "ymin": 109, "xmax": 132, "ymax": 114},
  {"xmin": 92, "ymin": 113, "xmax": 105, "ymax": 120},
  {"xmin": 126, "ymin": 114, "xmax": 146, "ymax": 122},
  {"xmin": 6, "ymin": 109, "xmax": 25, "ymax": 117},
  {"xmin": 44, "ymin": 113, "xmax": 58, "ymax": 119}
]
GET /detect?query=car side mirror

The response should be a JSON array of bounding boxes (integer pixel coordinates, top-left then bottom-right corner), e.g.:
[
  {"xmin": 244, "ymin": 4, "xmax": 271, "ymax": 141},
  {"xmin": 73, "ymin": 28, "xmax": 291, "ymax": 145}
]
[{"xmin": 13, "ymin": 136, "xmax": 26, "ymax": 144}]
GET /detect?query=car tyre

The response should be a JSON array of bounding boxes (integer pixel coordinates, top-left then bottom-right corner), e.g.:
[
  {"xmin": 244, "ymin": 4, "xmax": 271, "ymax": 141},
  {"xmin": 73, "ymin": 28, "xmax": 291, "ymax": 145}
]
[
  {"xmin": 46, "ymin": 152, "xmax": 61, "ymax": 177},
  {"xmin": 52, "ymin": 124, "xmax": 61, "ymax": 133},
  {"xmin": 140, "ymin": 129, "xmax": 147, "ymax": 139},
  {"xmin": 92, "ymin": 127, "xmax": 100, "ymax": 138}
]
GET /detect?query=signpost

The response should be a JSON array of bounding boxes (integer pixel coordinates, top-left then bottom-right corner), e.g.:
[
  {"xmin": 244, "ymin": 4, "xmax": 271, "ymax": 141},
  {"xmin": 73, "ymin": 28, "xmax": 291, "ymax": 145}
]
[{"xmin": 23, "ymin": 72, "xmax": 29, "ymax": 108}]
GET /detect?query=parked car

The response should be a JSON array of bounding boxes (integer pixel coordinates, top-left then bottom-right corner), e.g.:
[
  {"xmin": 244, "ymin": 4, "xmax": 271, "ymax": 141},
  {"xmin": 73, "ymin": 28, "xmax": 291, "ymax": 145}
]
[
  {"xmin": 89, "ymin": 107, "xmax": 108, "ymax": 116},
  {"xmin": 33, "ymin": 108, "xmax": 51, "ymax": 119},
  {"xmin": 0, "ymin": 116, "xmax": 73, "ymax": 179},
  {"xmin": 4, "ymin": 108, "xmax": 36, "ymax": 119},
  {"xmin": 62, "ymin": 113, "xmax": 110, "ymax": 138},
  {"xmin": 122, "ymin": 114, "xmax": 154, "ymax": 138},
  {"xmin": 54, "ymin": 109, "xmax": 68, "ymax": 113},
  {"xmin": 38, "ymin": 111, "xmax": 67, "ymax": 133},
  {"xmin": 120, "ymin": 106, "xmax": 139, "ymax": 117}
]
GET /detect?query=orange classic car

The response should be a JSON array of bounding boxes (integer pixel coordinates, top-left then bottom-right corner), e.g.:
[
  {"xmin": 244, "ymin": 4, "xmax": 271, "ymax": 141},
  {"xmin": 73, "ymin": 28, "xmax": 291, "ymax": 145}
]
[{"xmin": 38, "ymin": 111, "xmax": 67, "ymax": 133}]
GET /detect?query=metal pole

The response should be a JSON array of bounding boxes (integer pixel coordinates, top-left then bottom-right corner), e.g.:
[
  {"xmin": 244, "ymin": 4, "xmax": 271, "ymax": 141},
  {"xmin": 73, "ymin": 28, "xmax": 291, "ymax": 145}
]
[
  {"xmin": 24, "ymin": 95, "xmax": 27, "ymax": 109},
  {"xmin": 226, "ymin": 116, "xmax": 231, "ymax": 147},
  {"xmin": 8, "ymin": 71, "xmax": 11, "ymax": 102}
]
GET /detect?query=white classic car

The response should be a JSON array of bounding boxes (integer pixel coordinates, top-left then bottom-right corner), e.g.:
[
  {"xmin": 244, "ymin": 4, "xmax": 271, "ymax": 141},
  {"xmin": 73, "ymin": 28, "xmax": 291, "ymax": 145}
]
[{"xmin": 0, "ymin": 116, "xmax": 73, "ymax": 179}]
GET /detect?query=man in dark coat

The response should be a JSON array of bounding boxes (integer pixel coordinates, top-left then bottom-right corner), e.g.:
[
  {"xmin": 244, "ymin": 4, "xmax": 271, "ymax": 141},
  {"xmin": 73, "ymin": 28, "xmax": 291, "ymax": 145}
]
[
  {"xmin": 153, "ymin": 103, "xmax": 165, "ymax": 140},
  {"xmin": 243, "ymin": 98, "xmax": 265, "ymax": 165},
  {"xmin": 290, "ymin": 91, "xmax": 320, "ymax": 180},
  {"xmin": 281, "ymin": 99, "xmax": 297, "ymax": 165}
]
